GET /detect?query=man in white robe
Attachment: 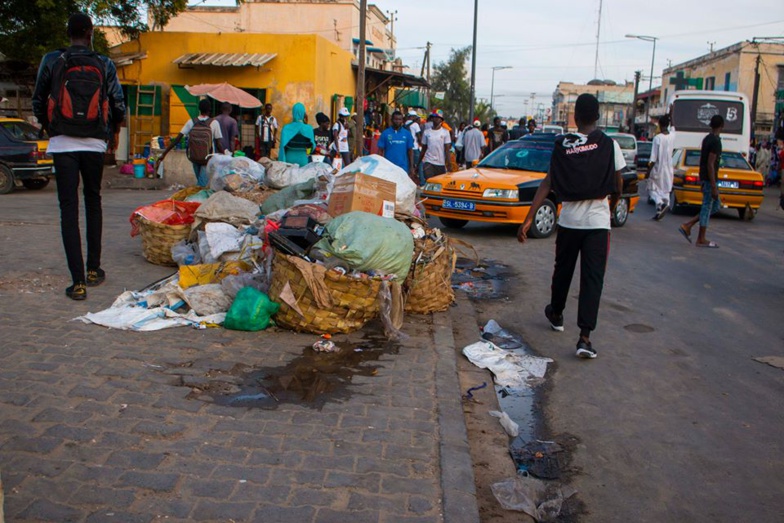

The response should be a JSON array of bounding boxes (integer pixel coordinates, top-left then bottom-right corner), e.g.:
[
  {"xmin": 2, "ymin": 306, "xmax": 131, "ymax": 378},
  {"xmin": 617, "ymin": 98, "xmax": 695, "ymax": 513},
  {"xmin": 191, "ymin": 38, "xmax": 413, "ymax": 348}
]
[{"xmin": 647, "ymin": 115, "xmax": 675, "ymax": 220}]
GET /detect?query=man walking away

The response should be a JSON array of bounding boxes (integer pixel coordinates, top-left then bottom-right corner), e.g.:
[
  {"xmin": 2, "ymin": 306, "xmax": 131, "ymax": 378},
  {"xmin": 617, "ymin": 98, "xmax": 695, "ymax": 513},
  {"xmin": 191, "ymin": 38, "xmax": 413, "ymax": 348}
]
[
  {"xmin": 332, "ymin": 108, "xmax": 352, "ymax": 167},
  {"xmin": 32, "ymin": 12, "xmax": 125, "ymax": 300},
  {"xmin": 647, "ymin": 114, "xmax": 675, "ymax": 220},
  {"xmin": 510, "ymin": 118, "xmax": 526, "ymax": 140},
  {"xmin": 157, "ymin": 99, "xmax": 224, "ymax": 187},
  {"xmin": 678, "ymin": 115, "xmax": 724, "ymax": 248},
  {"xmin": 488, "ymin": 117, "xmax": 508, "ymax": 152},
  {"xmin": 417, "ymin": 110, "xmax": 452, "ymax": 181},
  {"xmin": 462, "ymin": 120, "xmax": 485, "ymax": 167},
  {"xmin": 518, "ymin": 94, "xmax": 625, "ymax": 359},
  {"xmin": 378, "ymin": 110, "xmax": 415, "ymax": 181},
  {"xmin": 255, "ymin": 103, "xmax": 278, "ymax": 159},
  {"xmin": 215, "ymin": 102, "xmax": 238, "ymax": 153}
]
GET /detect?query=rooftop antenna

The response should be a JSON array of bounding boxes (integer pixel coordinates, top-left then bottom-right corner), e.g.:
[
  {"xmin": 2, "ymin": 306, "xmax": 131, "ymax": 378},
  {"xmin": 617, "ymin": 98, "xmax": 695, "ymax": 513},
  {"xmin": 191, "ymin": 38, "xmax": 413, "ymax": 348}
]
[{"xmin": 594, "ymin": 0, "xmax": 603, "ymax": 79}]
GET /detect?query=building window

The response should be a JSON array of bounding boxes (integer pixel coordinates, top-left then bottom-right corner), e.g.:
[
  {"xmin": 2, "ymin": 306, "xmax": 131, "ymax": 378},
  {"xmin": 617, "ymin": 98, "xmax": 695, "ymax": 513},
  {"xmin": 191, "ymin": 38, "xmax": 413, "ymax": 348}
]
[
  {"xmin": 705, "ymin": 76, "xmax": 715, "ymax": 90},
  {"xmin": 724, "ymin": 72, "xmax": 731, "ymax": 91}
]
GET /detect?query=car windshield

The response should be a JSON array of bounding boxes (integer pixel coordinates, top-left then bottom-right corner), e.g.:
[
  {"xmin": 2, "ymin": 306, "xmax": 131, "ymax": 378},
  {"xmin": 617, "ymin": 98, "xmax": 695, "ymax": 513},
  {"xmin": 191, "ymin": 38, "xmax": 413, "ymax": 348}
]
[
  {"xmin": 478, "ymin": 141, "xmax": 553, "ymax": 172},
  {"xmin": 611, "ymin": 135, "xmax": 636, "ymax": 150},
  {"xmin": 0, "ymin": 121, "xmax": 47, "ymax": 141},
  {"xmin": 637, "ymin": 142, "xmax": 652, "ymax": 154},
  {"xmin": 683, "ymin": 150, "xmax": 751, "ymax": 170}
]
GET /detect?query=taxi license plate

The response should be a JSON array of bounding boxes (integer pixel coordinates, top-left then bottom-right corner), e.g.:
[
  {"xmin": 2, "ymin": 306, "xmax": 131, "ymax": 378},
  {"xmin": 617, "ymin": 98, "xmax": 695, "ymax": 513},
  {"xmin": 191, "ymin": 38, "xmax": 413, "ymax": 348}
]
[
  {"xmin": 717, "ymin": 181, "xmax": 738, "ymax": 189},
  {"xmin": 442, "ymin": 200, "xmax": 475, "ymax": 211}
]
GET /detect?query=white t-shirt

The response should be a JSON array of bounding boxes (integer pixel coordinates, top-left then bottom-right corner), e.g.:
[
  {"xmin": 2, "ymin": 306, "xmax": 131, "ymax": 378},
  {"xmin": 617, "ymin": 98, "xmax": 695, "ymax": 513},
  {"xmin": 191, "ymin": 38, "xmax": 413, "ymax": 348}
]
[
  {"xmin": 558, "ymin": 138, "xmax": 626, "ymax": 230},
  {"xmin": 47, "ymin": 136, "xmax": 107, "ymax": 154},
  {"xmin": 421, "ymin": 127, "xmax": 452, "ymax": 166},
  {"xmin": 332, "ymin": 121, "xmax": 349, "ymax": 153},
  {"xmin": 407, "ymin": 121, "xmax": 421, "ymax": 150},
  {"xmin": 255, "ymin": 115, "xmax": 278, "ymax": 142}
]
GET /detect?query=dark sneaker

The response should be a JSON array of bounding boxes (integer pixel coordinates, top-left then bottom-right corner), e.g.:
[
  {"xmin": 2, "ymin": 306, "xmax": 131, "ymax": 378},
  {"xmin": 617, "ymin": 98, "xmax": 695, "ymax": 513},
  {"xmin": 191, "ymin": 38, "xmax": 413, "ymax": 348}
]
[
  {"xmin": 544, "ymin": 304, "xmax": 564, "ymax": 332},
  {"xmin": 66, "ymin": 282, "xmax": 87, "ymax": 301},
  {"xmin": 654, "ymin": 204, "xmax": 668, "ymax": 221},
  {"xmin": 86, "ymin": 268, "xmax": 105, "ymax": 287},
  {"xmin": 575, "ymin": 339, "xmax": 597, "ymax": 359}
]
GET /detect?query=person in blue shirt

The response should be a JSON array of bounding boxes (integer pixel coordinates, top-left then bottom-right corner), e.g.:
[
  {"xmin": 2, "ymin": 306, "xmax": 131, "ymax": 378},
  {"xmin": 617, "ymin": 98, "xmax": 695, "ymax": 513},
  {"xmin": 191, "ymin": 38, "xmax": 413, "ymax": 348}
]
[{"xmin": 378, "ymin": 110, "xmax": 415, "ymax": 180}]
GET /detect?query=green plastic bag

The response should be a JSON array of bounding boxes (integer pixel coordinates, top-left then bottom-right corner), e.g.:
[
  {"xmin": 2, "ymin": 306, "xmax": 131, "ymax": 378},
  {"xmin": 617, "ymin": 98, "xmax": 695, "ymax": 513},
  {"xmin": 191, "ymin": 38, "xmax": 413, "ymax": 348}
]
[{"xmin": 224, "ymin": 287, "xmax": 280, "ymax": 331}]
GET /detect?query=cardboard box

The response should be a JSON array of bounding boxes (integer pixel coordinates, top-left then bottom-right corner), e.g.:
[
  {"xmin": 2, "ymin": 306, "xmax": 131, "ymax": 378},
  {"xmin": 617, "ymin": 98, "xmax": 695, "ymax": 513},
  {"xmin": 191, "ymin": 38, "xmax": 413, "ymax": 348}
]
[{"xmin": 328, "ymin": 172, "xmax": 396, "ymax": 218}]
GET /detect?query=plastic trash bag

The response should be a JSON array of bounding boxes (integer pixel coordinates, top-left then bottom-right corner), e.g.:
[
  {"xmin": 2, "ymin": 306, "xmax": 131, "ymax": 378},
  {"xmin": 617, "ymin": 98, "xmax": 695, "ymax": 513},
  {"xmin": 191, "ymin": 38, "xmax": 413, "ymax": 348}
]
[
  {"xmin": 482, "ymin": 319, "xmax": 524, "ymax": 350},
  {"xmin": 206, "ymin": 153, "xmax": 233, "ymax": 182},
  {"xmin": 210, "ymin": 156, "xmax": 265, "ymax": 193},
  {"xmin": 170, "ymin": 239, "xmax": 201, "ymax": 266},
  {"xmin": 491, "ymin": 473, "xmax": 576, "ymax": 522},
  {"xmin": 338, "ymin": 154, "xmax": 417, "ymax": 215},
  {"xmin": 463, "ymin": 340, "xmax": 553, "ymax": 390},
  {"xmin": 260, "ymin": 178, "xmax": 317, "ymax": 215},
  {"xmin": 489, "ymin": 410, "xmax": 519, "ymax": 437},
  {"xmin": 129, "ymin": 200, "xmax": 201, "ymax": 237},
  {"xmin": 182, "ymin": 284, "xmax": 232, "ymax": 316},
  {"xmin": 313, "ymin": 211, "xmax": 414, "ymax": 280},
  {"xmin": 224, "ymin": 287, "xmax": 280, "ymax": 331},
  {"xmin": 221, "ymin": 272, "xmax": 269, "ymax": 299},
  {"xmin": 196, "ymin": 231, "xmax": 218, "ymax": 264},
  {"xmin": 204, "ymin": 222, "xmax": 243, "ymax": 259},
  {"xmin": 378, "ymin": 280, "xmax": 407, "ymax": 341},
  {"xmin": 261, "ymin": 158, "xmax": 332, "ymax": 189},
  {"xmin": 194, "ymin": 191, "xmax": 261, "ymax": 228}
]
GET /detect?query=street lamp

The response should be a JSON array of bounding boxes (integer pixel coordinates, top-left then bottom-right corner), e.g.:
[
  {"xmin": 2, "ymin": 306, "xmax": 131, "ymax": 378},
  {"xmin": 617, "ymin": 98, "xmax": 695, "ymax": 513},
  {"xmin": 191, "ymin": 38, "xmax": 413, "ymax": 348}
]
[
  {"xmin": 468, "ymin": 0, "xmax": 478, "ymax": 123},
  {"xmin": 490, "ymin": 66, "xmax": 512, "ymax": 111},
  {"xmin": 626, "ymin": 34, "xmax": 658, "ymax": 138}
]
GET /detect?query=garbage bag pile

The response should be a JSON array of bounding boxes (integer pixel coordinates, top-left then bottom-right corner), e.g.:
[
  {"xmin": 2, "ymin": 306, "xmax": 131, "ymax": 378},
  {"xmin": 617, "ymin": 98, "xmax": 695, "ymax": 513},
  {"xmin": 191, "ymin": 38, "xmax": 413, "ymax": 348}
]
[{"xmin": 80, "ymin": 154, "xmax": 457, "ymax": 336}]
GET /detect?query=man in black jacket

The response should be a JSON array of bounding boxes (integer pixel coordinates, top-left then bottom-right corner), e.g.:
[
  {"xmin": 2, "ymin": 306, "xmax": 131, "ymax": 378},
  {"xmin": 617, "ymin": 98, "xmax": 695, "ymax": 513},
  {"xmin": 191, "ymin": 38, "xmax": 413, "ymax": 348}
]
[
  {"xmin": 518, "ymin": 94, "xmax": 624, "ymax": 359},
  {"xmin": 32, "ymin": 13, "xmax": 126, "ymax": 300}
]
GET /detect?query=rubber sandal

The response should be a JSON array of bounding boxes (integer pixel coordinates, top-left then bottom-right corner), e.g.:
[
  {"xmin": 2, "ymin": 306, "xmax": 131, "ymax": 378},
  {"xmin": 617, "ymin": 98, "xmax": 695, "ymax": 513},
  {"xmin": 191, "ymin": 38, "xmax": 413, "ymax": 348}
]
[
  {"xmin": 696, "ymin": 241, "xmax": 719, "ymax": 248},
  {"xmin": 678, "ymin": 226, "xmax": 692, "ymax": 244}
]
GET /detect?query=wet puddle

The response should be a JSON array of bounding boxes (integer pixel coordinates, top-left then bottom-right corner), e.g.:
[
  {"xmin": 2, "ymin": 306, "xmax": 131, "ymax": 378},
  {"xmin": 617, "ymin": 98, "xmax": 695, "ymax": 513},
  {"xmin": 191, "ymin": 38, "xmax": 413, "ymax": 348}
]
[
  {"xmin": 170, "ymin": 333, "xmax": 398, "ymax": 410},
  {"xmin": 452, "ymin": 258, "xmax": 512, "ymax": 300}
]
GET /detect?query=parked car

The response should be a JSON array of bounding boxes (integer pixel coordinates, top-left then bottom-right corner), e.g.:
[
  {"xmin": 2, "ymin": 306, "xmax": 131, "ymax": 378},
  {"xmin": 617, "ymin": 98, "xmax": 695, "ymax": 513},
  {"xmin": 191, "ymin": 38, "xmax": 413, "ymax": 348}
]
[
  {"xmin": 607, "ymin": 133, "xmax": 637, "ymax": 170},
  {"xmin": 0, "ymin": 118, "xmax": 53, "ymax": 194},
  {"xmin": 635, "ymin": 141, "xmax": 652, "ymax": 175},
  {"xmin": 670, "ymin": 148, "xmax": 763, "ymax": 220},
  {"xmin": 421, "ymin": 134, "xmax": 639, "ymax": 237}
]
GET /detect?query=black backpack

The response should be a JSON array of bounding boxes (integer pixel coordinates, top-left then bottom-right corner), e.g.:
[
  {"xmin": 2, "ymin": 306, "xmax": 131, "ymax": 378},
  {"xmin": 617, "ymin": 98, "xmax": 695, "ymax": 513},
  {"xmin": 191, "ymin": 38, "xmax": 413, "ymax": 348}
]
[{"xmin": 47, "ymin": 48, "xmax": 109, "ymax": 140}]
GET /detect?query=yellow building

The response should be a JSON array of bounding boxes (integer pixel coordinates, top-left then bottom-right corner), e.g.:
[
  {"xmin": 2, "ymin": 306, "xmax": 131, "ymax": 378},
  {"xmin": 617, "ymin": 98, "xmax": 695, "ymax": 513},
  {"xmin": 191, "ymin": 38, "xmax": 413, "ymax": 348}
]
[{"xmin": 111, "ymin": 31, "xmax": 356, "ymax": 157}]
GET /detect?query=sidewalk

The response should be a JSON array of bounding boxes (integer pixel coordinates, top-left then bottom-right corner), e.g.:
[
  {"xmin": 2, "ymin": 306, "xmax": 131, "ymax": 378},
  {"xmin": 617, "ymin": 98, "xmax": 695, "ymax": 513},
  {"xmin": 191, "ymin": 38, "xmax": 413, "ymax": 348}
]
[{"xmin": 0, "ymin": 188, "xmax": 479, "ymax": 523}]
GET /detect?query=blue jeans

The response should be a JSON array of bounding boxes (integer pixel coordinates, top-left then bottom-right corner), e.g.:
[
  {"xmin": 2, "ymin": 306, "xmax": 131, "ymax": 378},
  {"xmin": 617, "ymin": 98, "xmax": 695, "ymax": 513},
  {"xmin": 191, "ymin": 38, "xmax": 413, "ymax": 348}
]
[
  {"xmin": 192, "ymin": 162, "xmax": 208, "ymax": 187},
  {"xmin": 699, "ymin": 181, "xmax": 721, "ymax": 228}
]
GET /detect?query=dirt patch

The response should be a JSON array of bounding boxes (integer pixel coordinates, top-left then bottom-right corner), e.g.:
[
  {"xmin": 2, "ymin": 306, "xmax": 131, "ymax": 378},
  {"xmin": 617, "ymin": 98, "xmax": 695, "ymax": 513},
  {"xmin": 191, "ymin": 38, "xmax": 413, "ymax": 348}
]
[{"xmin": 0, "ymin": 271, "xmax": 68, "ymax": 295}]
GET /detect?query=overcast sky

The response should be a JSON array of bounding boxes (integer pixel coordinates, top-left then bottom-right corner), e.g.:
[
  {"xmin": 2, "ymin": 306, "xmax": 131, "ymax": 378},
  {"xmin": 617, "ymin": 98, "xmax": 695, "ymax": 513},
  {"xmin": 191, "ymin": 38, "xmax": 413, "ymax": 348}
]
[{"xmin": 197, "ymin": 1, "xmax": 784, "ymax": 118}]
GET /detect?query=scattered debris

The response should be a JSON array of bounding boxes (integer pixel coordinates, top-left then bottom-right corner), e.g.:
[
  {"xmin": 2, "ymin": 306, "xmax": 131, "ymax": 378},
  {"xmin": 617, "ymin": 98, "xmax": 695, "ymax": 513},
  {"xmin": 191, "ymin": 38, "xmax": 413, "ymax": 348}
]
[
  {"xmin": 489, "ymin": 410, "xmax": 520, "ymax": 438},
  {"xmin": 491, "ymin": 472, "xmax": 576, "ymax": 521},
  {"xmin": 753, "ymin": 356, "xmax": 784, "ymax": 371},
  {"xmin": 312, "ymin": 340, "xmax": 337, "ymax": 353},
  {"xmin": 510, "ymin": 439, "xmax": 564, "ymax": 479}
]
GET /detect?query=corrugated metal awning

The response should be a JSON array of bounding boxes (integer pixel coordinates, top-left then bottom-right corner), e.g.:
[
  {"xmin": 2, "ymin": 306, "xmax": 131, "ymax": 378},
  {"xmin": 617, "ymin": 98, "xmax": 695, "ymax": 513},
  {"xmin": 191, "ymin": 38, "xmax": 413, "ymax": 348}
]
[
  {"xmin": 172, "ymin": 53, "xmax": 276, "ymax": 67},
  {"xmin": 111, "ymin": 52, "xmax": 147, "ymax": 67}
]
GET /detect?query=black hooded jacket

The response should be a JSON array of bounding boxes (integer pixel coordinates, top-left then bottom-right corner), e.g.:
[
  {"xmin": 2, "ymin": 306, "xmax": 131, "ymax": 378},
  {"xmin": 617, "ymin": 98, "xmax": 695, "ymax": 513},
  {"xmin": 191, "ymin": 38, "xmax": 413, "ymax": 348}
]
[{"xmin": 550, "ymin": 130, "xmax": 618, "ymax": 202}]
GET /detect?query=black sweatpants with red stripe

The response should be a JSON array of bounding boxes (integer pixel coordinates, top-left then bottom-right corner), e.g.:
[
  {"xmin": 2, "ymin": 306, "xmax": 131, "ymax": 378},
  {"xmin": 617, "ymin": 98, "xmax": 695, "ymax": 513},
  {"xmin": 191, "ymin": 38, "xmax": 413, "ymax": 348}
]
[{"xmin": 550, "ymin": 227, "xmax": 610, "ymax": 337}]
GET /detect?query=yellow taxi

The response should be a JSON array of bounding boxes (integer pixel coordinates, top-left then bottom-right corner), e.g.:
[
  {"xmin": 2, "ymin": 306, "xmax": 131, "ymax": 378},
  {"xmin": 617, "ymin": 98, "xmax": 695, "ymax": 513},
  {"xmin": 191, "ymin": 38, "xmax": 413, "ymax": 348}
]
[
  {"xmin": 422, "ymin": 135, "xmax": 639, "ymax": 237},
  {"xmin": 0, "ymin": 117, "xmax": 52, "ymax": 166},
  {"xmin": 670, "ymin": 148, "xmax": 763, "ymax": 220}
]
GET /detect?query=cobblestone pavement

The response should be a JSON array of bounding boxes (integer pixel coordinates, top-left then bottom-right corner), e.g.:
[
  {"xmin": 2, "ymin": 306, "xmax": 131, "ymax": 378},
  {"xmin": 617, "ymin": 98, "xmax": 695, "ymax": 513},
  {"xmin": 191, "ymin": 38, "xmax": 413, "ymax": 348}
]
[{"xmin": 0, "ymin": 186, "xmax": 479, "ymax": 523}]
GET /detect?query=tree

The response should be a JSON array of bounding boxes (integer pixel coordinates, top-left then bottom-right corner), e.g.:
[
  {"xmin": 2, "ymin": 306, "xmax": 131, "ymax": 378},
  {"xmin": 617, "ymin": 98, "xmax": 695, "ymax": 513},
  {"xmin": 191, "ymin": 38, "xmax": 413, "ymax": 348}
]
[
  {"xmin": 0, "ymin": 0, "xmax": 197, "ymax": 65},
  {"xmin": 429, "ymin": 47, "xmax": 471, "ymax": 126},
  {"xmin": 473, "ymin": 99, "xmax": 496, "ymax": 126}
]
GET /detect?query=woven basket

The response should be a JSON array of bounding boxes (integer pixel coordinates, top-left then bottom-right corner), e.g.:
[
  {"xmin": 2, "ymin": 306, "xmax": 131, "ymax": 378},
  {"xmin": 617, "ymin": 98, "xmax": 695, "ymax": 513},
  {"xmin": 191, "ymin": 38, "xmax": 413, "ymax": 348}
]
[
  {"xmin": 404, "ymin": 242, "xmax": 456, "ymax": 314},
  {"xmin": 134, "ymin": 216, "xmax": 192, "ymax": 266},
  {"xmin": 268, "ymin": 253, "xmax": 382, "ymax": 334},
  {"xmin": 170, "ymin": 186, "xmax": 203, "ymax": 201}
]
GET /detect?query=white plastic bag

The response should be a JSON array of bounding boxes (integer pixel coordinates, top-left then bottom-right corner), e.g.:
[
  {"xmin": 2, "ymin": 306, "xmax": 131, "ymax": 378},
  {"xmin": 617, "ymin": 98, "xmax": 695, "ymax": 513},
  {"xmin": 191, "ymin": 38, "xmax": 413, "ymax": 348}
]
[
  {"xmin": 170, "ymin": 240, "xmax": 201, "ymax": 266},
  {"xmin": 181, "ymin": 284, "xmax": 232, "ymax": 316},
  {"xmin": 204, "ymin": 222, "xmax": 243, "ymax": 259},
  {"xmin": 210, "ymin": 156, "xmax": 265, "ymax": 192},
  {"xmin": 338, "ymin": 154, "xmax": 417, "ymax": 215},
  {"xmin": 489, "ymin": 410, "xmax": 519, "ymax": 437},
  {"xmin": 261, "ymin": 159, "xmax": 332, "ymax": 189},
  {"xmin": 491, "ymin": 474, "xmax": 576, "ymax": 521},
  {"xmin": 463, "ymin": 340, "xmax": 553, "ymax": 390},
  {"xmin": 206, "ymin": 154, "xmax": 233, "ymax": 183}
]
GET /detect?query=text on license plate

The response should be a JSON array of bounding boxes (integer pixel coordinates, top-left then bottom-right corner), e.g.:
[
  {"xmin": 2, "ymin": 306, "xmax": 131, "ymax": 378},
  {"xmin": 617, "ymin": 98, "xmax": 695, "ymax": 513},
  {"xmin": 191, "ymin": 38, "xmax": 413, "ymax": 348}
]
[
  {"xmin": 717, "ymin": 181, "xmax": 738, "ymax": 189},
  {"xmin": 442, "ymin": 199, "xmax": 476, "ymax": 211}
]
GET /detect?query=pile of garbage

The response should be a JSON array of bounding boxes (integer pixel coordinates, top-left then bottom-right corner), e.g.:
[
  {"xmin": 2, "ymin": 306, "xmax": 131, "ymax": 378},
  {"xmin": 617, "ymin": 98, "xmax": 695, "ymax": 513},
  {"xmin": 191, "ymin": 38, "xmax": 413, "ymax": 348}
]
[{"xmin": 79, "ymin": 154, "xmax": 454, "ymax": 337}]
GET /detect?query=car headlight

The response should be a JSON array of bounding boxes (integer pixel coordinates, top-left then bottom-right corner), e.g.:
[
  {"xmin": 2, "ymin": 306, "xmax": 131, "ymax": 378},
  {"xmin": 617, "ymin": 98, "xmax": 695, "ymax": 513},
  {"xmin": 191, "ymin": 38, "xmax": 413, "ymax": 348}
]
[
  {"xmin": 483, "ymin": 188, "xmax": 517, "ymax": 199},
  {"xmin": 424, "ymin": 182, "xmax": 442, "ymax": 192}
]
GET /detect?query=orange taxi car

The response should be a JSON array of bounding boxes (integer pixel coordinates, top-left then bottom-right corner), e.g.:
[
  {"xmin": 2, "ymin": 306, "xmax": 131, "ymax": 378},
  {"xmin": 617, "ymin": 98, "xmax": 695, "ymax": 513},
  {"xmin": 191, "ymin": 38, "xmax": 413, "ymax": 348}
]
[
  {"xmin": 670, "ymin": 148, "xmax": 763, "ymax": 220},
  {"xmin": 422, "ymin": 135, "xmax": 639, "ymax": 237}
]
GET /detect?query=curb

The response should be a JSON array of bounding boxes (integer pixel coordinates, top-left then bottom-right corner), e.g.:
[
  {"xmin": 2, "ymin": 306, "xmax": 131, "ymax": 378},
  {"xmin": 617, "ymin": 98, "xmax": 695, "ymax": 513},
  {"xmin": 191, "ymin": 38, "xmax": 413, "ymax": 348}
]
[{"xmin": 433, "ymin": 310, "xmax": 481, "ymax": 523}]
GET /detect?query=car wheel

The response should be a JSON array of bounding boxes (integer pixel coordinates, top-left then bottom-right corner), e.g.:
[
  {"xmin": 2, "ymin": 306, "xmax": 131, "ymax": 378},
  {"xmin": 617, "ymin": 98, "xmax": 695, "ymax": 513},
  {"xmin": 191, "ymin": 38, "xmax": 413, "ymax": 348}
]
[
  {"xmin": 22, "ymin": 178, "xmax": 50, "ymax": 190},
  {"xmin": 737, "ymin": 205, "xmax": 755, "ymax": 221},
  {"xmin": 438, "ymin": 217, "xmax": 468, "ymax": 229},
  {"xmin": 529, "ymin": 198, "xmax": 557, "ymax": 238},
  {"xmin": 611, "ymin": 198, "xmax": 629, "ymax": 227},
  {"xmin": 0, "ymin": 165, "xmax": 15, "ymax": 194},
  {"xmin": 669, "ymin": 190, "xmax": 683, "ymax": 215}
]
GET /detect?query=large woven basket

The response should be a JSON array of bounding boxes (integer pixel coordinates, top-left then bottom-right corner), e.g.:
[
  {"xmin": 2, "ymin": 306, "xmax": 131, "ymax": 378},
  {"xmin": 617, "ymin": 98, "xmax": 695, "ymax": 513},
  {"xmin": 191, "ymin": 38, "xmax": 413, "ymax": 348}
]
[
  {"xmin": 268, "ymin": 253, "xmax": 382, "ymax": 334},
  {"xmin": 404, "ymin": 242, "xmax": 456, "ymax": 314},
  {"xmin": 134, "ymin": 216, "xmax": 192, "ymax": 266}
]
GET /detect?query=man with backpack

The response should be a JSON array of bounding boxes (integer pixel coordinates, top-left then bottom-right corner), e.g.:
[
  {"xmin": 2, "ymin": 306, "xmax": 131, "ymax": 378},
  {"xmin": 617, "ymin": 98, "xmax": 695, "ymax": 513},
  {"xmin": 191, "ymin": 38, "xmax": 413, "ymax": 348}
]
[
  {"xmin": 156, "ymin": 99, "xmax": 225, "ymax": 187},
  {"xmin": 32, "ymin": 12, "xmax": 125, "ymax": 301}
]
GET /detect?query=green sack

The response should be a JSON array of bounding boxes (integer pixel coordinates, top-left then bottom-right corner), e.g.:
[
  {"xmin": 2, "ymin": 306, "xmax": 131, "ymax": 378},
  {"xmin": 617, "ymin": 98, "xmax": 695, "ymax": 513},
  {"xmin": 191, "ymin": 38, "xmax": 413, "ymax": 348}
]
[
  {"xmin": 314, "ymin": 211, "xmax": 414, "ymax": 280},
  {"xmin": 260, "ymin": 178, "xmax": 316, "ymax": 215},
  {"xmin": 224, "ymin": 287, "xmax": 280, "ymax": 331}
]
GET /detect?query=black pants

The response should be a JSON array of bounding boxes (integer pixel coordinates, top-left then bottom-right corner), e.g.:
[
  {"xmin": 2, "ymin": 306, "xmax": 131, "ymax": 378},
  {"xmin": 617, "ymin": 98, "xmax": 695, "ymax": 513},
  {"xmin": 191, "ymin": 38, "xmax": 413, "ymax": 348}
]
[
  {"xmin": 52, "ymin": 152, "xmax": 104, "ymax": 284},
  {"xmin": 550, "ymin": 227, "xmax": 610, "ymax": 335},
  {"xmin": 259, "ymin": 141, "xmax": 274, "ymax": 159}
]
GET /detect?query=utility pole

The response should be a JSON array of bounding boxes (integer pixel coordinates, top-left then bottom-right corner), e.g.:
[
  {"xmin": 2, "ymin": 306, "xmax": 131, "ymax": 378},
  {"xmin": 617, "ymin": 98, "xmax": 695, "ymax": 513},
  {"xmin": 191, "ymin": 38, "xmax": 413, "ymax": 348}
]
[
  {"xmin": 594, "ymin": 0, "xmax": 603, "ymax": 79},
  {"xmin": 354, "ymin": 0, "xmax": 367, "ymax": 158},
  {"xmin": 420, "ymin": 42, "xmax": 431, "ymax": 106},
  {"xmin": 631, "ymin": 70, "xmax": 641, "ymax": 134},
  {"xmin": 468, "ymin": 0, "xmax": 478, "ymax": 123},
  {"xmin": 386, "ymin": 10, "xmax": 398, "ymax": 48},
  {"xmin": 750, "ymin": 51, "xmax": 761, "ymax": 139}
]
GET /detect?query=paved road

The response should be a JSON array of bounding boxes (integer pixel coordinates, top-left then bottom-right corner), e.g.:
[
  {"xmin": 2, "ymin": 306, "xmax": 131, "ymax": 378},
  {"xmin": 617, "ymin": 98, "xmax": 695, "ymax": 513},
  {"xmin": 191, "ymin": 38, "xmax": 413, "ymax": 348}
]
[
  {"xmin": 0, "ymin": 186, "xmax": 479, "ymax": 523},
  {"xmin": 445, "ymin": 187, "xmax": 784, "ymax": 522}
]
